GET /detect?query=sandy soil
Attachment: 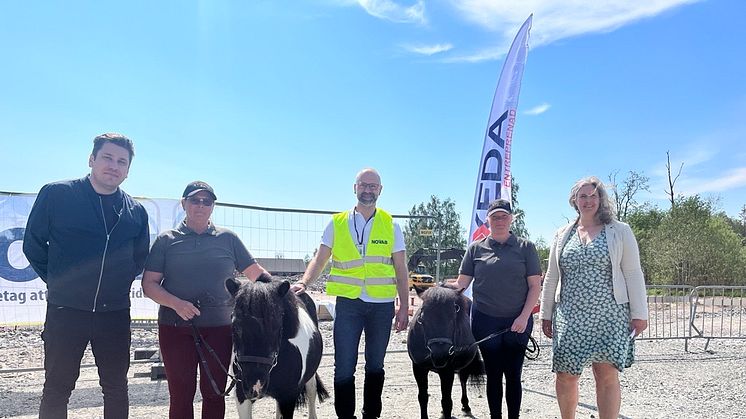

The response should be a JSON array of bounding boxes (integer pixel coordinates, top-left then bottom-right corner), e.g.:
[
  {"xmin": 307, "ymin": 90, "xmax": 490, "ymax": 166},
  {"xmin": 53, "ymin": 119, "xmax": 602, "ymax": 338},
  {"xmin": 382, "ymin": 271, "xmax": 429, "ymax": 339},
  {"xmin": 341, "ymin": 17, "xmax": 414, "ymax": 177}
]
[{"xmin": 2, "ymin": 291, "xmax": 745, "ymax": 418}]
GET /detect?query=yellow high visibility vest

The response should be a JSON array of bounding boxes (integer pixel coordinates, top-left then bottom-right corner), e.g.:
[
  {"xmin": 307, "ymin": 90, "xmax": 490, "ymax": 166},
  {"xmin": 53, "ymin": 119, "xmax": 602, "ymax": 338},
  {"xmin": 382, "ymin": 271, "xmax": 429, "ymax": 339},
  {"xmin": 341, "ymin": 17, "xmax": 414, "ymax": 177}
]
[{"xmin": 327, "ymin": 209, "xmax": 397, "ymax": 299}]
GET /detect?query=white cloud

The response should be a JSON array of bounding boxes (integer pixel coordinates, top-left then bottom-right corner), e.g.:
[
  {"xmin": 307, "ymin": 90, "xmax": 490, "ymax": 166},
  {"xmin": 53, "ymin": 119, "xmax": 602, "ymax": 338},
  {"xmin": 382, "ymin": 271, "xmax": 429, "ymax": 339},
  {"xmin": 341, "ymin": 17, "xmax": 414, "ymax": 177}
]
[
  {"xmin": 650, "ymin": 144, "xmax": 719, "ymax": 178},
  {"xmin": 354, "ymin": 0, "xmax": 426, "ymax": 24},
  {"xmin": 646, "ymin": 145, "xmax": 746, "ymax": 200},
  {"xmin": 445, "ymin": 0, "xmax": 701, "ymax": 62},
  {"xmin": 677, "ymin": 167, "xmax": 746, "ymax": 195},
  {"xmin": 443, "ymin": 44, "xmax": 511, "ymax": 63},
  {"xmin": 401, "ymin": 42, "xmax": 454, "ymax": 55},
  {"xmin": 524, "ymin": 102, "xmax": 551, "ymax": 115}
]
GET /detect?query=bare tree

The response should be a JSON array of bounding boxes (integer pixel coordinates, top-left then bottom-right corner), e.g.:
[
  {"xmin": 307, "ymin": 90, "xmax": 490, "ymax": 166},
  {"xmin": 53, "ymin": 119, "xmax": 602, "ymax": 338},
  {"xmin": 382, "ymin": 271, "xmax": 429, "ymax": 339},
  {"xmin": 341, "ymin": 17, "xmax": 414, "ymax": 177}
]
[
  {"xmin": 607, "ymin": 170, "xmax": 650, "ymax": 221},
  {"xmin": 665, "ymin": 151, "xmax": 684, "ymax": 209}
]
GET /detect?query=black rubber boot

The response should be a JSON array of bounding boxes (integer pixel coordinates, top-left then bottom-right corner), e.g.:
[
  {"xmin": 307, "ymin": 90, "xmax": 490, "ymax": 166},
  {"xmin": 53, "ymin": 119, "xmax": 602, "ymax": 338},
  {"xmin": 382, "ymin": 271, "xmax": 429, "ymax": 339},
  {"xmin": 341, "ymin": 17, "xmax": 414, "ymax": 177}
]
[
  {"xmin": 334, "ymin": 378, "xmax": 357, "ymax": 419},
  {"xmin": 361, "ymin": 371, "xmax": 385, "ymax": 419}
]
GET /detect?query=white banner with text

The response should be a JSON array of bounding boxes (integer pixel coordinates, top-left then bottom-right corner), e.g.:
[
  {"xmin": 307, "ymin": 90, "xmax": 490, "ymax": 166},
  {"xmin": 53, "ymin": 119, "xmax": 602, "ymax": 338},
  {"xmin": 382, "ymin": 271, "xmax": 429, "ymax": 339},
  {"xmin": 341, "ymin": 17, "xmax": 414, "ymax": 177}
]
[{"xmin": 0, "ymin": 193, "xmax": 185, "ymax": 326}]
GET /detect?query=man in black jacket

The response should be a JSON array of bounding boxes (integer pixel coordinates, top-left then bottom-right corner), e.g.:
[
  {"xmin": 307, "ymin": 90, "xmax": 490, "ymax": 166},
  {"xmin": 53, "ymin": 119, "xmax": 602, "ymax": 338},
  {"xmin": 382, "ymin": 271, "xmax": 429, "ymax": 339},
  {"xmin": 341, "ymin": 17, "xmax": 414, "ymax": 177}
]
[{"xmin": 23, "ymin": 133, "xmax": 150, "ymax": 419}]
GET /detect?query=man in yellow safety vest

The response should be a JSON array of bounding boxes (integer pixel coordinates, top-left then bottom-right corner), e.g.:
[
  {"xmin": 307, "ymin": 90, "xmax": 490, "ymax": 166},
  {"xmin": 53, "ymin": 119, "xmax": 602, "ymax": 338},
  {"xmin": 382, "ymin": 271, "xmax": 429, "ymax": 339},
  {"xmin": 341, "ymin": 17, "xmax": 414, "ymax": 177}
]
[{"xmin": 292, "ymin": 168, "xmax": 409, "ymax": 419}]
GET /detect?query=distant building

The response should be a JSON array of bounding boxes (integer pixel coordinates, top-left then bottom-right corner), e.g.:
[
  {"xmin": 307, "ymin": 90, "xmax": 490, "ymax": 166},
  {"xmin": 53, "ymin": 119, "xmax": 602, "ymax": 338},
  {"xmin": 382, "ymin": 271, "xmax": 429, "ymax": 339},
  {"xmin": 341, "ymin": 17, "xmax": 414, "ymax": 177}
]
[{"xmin": 255, "ymin": 258, "xmax": 306, "ymax": 276}]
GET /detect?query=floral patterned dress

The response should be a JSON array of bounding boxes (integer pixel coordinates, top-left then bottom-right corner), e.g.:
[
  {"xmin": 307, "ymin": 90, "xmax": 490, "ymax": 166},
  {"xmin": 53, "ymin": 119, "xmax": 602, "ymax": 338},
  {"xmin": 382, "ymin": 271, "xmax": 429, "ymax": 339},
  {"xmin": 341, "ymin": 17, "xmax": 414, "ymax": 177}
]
[{"xmin": 552, "ymin": 225, "xmax": 634, "ymax": 375}]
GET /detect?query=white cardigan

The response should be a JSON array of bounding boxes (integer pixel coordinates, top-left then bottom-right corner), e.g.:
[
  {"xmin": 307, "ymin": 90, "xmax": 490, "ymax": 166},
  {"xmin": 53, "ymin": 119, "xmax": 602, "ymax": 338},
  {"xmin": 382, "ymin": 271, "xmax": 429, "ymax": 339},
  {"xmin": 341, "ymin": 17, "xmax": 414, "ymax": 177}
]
[{"xmin": 539, "ymin": 220, "xmax": 649, "ymax": 321}]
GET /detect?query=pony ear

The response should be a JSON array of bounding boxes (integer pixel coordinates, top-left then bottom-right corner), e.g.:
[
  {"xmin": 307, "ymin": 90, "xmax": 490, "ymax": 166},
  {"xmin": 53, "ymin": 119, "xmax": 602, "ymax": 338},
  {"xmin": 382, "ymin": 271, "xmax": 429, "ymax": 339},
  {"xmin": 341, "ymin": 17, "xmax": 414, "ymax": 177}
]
[
  {"xmin": 277, "ymin": 280, "xmax": 290, "ymax": 296},
  {"xmin": 225, "ymin": 277, "xmax": 242, "ymax": 296},
  {"xmin": 256, "ymin": 272, "xmax": 272, "ymax": 283}
]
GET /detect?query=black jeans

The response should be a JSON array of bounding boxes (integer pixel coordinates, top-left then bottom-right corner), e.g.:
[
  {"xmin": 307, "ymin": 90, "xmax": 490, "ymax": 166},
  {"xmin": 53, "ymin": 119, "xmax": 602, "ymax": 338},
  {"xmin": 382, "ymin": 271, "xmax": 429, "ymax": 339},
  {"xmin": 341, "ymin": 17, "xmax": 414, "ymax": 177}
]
[
  {"xmin": 39, "ymin": 305, "xmax": 131, "ymax": 419},
  {"xmin": 472, "ymin": 309, "xmax": 532, "ymax": 419}
]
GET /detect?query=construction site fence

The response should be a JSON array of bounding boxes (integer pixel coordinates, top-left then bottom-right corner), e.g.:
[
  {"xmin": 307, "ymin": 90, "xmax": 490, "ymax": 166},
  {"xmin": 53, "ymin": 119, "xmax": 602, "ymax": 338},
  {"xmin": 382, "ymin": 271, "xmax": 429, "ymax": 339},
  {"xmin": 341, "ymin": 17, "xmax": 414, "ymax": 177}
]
[
  {"xmin": 529, "ymin": 285, "xmax": 746, "ymax": 351},
  {"xmin": 207, "ymin": 201, "xmax": 434, "ymax": 262},
  {"xmin": 134, "ymin": 285, "xmax": 746, "ymax": 352},
  {"xmin": 6, "ymin": 284, "xmax": 743, "ymax": 375}
]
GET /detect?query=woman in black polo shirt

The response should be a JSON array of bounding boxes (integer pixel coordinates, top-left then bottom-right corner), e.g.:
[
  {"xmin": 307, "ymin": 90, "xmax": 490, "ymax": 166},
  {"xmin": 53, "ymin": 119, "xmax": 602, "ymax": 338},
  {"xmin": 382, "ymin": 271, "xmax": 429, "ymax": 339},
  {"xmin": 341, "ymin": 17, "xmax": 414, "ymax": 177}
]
[
  {"xmin": 142, "ymin": 181, "xmax": 269, "ymax": 419},
  {"xmin": 456, "ymin": 199, "xmax": 542, "ymax": 419}
]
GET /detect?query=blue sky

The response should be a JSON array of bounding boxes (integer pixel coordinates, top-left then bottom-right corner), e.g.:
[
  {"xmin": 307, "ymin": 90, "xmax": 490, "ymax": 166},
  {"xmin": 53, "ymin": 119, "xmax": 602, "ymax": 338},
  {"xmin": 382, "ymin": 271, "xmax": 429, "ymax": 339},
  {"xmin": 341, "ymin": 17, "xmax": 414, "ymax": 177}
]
[{"xmin": 1, "ymin": 0, "xmax": 745, "ymax": 245}]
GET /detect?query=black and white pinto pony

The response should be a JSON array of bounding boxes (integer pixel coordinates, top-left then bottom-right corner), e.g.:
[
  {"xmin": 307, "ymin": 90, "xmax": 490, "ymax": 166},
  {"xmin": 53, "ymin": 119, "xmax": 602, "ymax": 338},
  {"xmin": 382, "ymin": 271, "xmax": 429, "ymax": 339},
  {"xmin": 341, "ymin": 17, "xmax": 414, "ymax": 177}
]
[
  {"xmin": 226, "ymin": 275, "xmax": 328, "ymax": 419},
  {"xmin": 407, "ymin": 285, "xmax": 485, "ymax": 419}
]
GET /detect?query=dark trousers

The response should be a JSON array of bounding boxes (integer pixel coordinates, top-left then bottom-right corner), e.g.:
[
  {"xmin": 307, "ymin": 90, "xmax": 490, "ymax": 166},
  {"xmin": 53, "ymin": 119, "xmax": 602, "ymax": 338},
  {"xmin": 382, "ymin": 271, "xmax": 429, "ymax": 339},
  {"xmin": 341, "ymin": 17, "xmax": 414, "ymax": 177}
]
[
  {"xmin": 158, "ymin": 324, "xmax": 233, "ymax": 419},
  {"xmin": 472, "ymin": 309, "xmax": 532, "ymax": 419},
  {"xmin": 333, "ymin": 297, "xmax": 394, "ymax": 383},
  {"xmin": 39, "ymin": 305, "xmax": 131, "ymax": 419},
  {"xmin": 333, "ymin": 297, "xmax": 394, "ymax": 418}
]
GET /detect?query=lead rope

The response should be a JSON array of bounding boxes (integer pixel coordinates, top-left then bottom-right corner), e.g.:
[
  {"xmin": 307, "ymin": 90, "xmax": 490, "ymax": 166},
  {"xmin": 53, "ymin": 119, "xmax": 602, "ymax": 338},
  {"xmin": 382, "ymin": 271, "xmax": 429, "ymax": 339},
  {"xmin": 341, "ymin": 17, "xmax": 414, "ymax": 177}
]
[
  {"xmin": 461, "ymin": 327, "xmax": 541, "ymax": 360},
  {"xmin": 524, "ymin": 335, "xmax": 540, "ymax": 360},
  {"xmin": 189, "ymin": 321, "xmax": 239, "ymax": 397}
]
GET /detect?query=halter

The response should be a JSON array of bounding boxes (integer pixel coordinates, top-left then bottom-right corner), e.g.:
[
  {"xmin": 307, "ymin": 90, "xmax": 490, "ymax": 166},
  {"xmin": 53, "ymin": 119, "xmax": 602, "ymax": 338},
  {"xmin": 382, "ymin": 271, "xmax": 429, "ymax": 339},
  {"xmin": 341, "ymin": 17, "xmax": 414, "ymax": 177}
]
[
  {"xmin": 416, "ymin": 302, "xmax": 462, "ymax": 368},
  {"xmin": 231, "ymin": 319, "xmax": 284, "ymax": 395}
]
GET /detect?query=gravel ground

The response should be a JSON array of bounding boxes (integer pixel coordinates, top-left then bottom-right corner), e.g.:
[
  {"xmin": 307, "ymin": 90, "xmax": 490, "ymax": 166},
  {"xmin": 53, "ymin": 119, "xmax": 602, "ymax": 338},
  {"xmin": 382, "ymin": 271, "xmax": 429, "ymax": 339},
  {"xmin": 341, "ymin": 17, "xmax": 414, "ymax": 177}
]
[{"xmin": 2, "ymin": 306, "xmax": 745, "ymax": 418}]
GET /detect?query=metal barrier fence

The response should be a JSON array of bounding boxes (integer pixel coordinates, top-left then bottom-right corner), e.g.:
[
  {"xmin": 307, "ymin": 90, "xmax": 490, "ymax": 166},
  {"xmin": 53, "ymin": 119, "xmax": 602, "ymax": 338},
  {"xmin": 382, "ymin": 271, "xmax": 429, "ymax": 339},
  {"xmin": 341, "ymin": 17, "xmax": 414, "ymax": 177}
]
[
  {"xmin": 135, "ymin": 201, "xmax": 434, "ymax": 326},
  {"xmin": 640, "ymin": 285, "xmax": 693, "ymax": 341},
  {"xmin": 531, "ymin": 285, "xmax": 746, "ymax": 352},
  {"xmin": 211, "ymin": 201, "xmax": 433, "ymax": 261},
  {"xmin": 688, "ymin": 285, "xmax": 746, "ymax": 351}
]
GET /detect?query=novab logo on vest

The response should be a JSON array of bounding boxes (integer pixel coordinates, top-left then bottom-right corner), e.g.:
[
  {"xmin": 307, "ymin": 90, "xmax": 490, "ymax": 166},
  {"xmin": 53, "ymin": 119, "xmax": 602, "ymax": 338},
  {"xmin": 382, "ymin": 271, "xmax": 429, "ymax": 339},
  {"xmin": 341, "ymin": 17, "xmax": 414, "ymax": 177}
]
[{"xmin": 370, "ymin": 239, "xmax": 388, "ymax": 245}]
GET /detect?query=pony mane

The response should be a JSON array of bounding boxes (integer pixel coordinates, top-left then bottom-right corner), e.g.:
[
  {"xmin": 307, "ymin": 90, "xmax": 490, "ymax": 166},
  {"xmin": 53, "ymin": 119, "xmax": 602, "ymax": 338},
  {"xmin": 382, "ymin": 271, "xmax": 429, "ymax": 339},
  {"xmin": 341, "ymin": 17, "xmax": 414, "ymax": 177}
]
[
  {"xmin": 280, "ymin": 287, "xmax": 300, "ymax": 338},
  {"xmin": 422, "ymin": 286, "xmax": 461, "ymax": 307},
  {"xmin": 419, "ymin": 285, "xmax": 471, "ymax": 338},
  {"xmin": 238, "ymin": 279, "xmax": 299, "ymax": 338}
]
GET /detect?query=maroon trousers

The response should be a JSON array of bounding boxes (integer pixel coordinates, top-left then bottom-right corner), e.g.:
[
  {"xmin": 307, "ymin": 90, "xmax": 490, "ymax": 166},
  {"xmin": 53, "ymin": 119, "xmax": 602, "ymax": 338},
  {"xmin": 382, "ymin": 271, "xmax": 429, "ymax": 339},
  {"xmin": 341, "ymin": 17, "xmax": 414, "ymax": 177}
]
[{"xmin": 158, "ymin": 324, "xmax": 233, "ymax": 419}]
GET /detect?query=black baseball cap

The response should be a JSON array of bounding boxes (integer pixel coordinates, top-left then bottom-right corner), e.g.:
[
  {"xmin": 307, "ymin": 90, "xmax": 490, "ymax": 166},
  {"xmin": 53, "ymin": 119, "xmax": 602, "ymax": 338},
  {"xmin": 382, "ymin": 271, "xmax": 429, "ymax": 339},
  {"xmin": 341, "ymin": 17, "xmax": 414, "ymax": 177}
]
[
  {"xmin": 487, "ymin": 199, "xmax": 512, "ymax": 216},
  {"xmin": 182, "ymin": 181, "xmax": 217, "ymax": 200}
]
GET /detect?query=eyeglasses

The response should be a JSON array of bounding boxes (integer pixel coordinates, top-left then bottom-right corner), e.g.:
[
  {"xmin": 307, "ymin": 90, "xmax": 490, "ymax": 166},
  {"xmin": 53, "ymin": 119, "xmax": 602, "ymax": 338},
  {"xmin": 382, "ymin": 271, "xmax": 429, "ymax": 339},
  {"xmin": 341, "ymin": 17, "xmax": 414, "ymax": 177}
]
[
  {"xmin": 187, "ymin": 197, "xmax": 214, "ymax": 206},
  {"xmin": 357, "ymin": 182, "xmax": 381, "ymax": 191}
]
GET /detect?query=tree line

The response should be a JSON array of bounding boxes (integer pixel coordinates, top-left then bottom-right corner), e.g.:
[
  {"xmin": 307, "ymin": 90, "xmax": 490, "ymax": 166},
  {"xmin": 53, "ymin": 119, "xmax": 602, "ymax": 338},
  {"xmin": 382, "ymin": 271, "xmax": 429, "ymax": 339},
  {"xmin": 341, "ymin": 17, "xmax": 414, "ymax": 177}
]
[
  {"xmin": 403, "ymin": 172, "xmax": 746, "ymax": 287},
  {"xmin": 617, "ymin": 170, "xmax": 746, "ymax": 286}
]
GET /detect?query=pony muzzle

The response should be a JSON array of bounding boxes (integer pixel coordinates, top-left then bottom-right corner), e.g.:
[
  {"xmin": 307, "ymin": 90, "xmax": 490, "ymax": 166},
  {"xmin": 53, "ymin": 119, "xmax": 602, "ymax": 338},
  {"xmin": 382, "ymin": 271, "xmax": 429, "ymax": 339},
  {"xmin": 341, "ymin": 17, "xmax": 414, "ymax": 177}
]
[
  {"xmin": 426, "ymin": 338, "xmax": 455, "ymax": 368},
  {"xmin": 235, "ymin": 353, "xmax": 278, "ymax": 400},
  {"xmin": 249, "ymin": 380, "xmax": 265, "ymax": 400}
]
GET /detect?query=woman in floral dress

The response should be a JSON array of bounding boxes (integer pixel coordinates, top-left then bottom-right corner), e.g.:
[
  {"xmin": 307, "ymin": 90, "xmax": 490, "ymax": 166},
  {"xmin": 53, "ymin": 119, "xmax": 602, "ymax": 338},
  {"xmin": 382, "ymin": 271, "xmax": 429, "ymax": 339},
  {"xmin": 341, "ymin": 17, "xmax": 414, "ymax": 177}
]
[{"xmin": 539, "ymin": 176, "xmax": 648, "ymax": 419}]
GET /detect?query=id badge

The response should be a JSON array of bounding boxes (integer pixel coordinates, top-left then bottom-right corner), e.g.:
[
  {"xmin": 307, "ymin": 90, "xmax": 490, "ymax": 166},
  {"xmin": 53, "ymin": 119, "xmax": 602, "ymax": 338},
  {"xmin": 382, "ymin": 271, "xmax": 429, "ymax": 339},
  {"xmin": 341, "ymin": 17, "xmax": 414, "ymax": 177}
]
[{"xmin": 356, "ymin": 244, "xmax": 365, "ymax": 256}]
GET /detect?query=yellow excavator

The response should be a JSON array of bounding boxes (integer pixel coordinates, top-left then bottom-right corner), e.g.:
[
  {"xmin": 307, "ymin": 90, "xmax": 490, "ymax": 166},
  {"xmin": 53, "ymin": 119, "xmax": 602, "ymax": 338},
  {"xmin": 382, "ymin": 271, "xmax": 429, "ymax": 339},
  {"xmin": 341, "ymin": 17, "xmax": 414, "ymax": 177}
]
[
  {"xmin": 408, "ymin": 262, "xmax": 435, "ymax": 290},
  {"xmin": 407, "ymin": 248, "xmax": 464, "ymax": 290}
]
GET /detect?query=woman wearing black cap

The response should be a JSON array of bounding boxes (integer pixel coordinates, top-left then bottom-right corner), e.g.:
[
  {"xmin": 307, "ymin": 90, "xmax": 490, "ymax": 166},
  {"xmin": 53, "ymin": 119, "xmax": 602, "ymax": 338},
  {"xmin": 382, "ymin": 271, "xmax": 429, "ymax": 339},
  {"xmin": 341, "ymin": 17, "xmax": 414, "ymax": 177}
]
[
  {"xmin": 456, "ymin": 199, "xmax": 543, "ymax": 419},
  {"xmin": 142, "ymin": 181, "xmax": 269, "ymax": 419}
]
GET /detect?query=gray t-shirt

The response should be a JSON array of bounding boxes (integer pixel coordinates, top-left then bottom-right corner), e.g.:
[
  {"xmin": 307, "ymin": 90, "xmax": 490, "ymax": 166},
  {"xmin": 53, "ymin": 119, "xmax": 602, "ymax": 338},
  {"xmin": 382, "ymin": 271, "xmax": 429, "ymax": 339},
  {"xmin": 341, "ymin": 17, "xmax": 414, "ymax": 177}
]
[
  {"xmin": 459, "ymin": 234, "xmax": 541, "ymax": 318},
  {"xmin": 145, "ymin": 222, "xmax": 255, "ymax": 327}
]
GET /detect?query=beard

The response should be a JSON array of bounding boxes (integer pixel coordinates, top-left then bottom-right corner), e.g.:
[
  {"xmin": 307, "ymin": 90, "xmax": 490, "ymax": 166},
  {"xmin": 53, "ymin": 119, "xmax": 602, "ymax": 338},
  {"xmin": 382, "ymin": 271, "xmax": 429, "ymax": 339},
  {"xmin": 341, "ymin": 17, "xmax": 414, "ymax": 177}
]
[{"xmin": 357, "ymin": 192, "xmax": 377, "ymax": 207}]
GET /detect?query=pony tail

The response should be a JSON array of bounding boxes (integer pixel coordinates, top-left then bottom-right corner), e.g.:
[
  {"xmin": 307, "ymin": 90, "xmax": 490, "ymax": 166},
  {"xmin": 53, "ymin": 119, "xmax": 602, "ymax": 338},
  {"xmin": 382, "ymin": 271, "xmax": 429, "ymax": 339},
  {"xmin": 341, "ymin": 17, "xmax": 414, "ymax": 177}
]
[
  {"xmin": 315, "ymin": 374, "xmax": 330, "ymax": 401},
  {"xmin": 461, "ymin": 350, "xmax": 486, "ymax": 389}
]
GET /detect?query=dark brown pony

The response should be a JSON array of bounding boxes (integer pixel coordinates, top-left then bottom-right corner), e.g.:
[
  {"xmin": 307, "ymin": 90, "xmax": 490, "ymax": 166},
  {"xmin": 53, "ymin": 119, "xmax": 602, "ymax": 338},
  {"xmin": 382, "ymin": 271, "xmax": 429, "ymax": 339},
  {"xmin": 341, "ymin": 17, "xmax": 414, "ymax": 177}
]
[{"xmin": 407, "ymin": 285, "xmax": 485, "ymax": 419}]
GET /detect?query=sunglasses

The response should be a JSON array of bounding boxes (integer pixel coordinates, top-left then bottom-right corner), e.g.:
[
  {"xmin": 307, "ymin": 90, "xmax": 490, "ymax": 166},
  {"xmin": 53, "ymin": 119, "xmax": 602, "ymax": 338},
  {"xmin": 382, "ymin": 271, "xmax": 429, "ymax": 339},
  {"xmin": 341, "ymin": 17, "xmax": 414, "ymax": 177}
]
[{"xmin": 187, "ymin": 197, "xmax": 214, "ymax": 206}]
